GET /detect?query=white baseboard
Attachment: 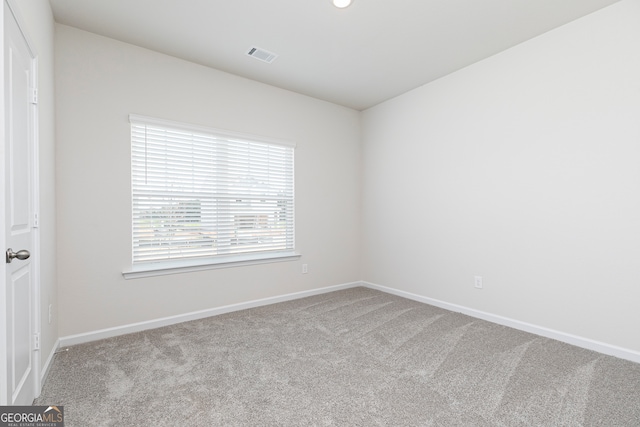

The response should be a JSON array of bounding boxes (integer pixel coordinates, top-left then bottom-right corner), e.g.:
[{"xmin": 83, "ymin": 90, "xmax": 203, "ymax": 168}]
[
  {"xmin": 362, "ymin": 281, "xmax": 640, "ymax": 364},
  {"xmin": 36, "ymin": 338, "xmax": 60, "ymax": 398},
  {"xmin": 40, "ymin": 338, "xmax": 59, "ymax": 383},
  {"xmin": 57, "ymin": 280, "xmax": 640, "ymax": 365},
  {"xmin": 59, "ymin": 282, "xmax": 360, "ymax": 348}
]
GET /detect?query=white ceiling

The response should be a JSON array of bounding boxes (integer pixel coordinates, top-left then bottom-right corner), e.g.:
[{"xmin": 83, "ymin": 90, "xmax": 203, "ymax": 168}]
[{"xmin": 49, "ymin": 0, "xmax": 620, "ymax": 111}]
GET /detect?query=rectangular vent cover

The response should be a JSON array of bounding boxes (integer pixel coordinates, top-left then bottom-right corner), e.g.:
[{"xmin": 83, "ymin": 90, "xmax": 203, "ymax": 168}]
[{"xmin": 246, "ymin": 46, "xmax": 278, "ymax": 63}]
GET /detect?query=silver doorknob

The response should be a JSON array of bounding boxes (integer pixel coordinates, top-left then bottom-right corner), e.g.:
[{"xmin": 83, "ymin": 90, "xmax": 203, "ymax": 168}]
[{"xmin": 6, "ymin": 248, "xmax": 30, "ymax": 263}]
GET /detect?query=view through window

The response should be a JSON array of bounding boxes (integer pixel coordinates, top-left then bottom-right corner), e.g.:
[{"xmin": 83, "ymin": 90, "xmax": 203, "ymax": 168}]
[{"xmin": 130, "ymin": 115, "xmax": 295, "ymax": 265}]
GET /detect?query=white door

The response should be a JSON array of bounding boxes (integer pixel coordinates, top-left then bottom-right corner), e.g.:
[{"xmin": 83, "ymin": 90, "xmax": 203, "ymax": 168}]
[{"xmin": 1, "ymin": 0, "xmax": 38, "ymax": 406}]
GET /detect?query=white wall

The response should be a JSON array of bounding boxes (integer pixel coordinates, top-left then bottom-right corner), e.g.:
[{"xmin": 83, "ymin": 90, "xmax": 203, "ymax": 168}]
[
  {"xmin": 55, "ymin": 25, "xmax": 361, "ymax": 337},
  {"xmin": 362, "ymin": 0, "xmax": 640, "ymax": 353},
  {"xmin": 10, "ymin": 0, "xmax": 58, "ymax": 373}
]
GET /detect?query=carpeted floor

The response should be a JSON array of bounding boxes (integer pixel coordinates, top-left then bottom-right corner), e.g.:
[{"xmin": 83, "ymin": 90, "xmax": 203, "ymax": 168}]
[{"xmin": 36, "ymin": 287, "xmax": 640, "ymax": 426}]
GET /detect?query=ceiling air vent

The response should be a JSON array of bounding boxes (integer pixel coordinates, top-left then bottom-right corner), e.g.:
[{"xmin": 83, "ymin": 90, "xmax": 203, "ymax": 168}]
[{"xmin": 246, "ymin": 46, "xmax": 278, "ymax": 64}]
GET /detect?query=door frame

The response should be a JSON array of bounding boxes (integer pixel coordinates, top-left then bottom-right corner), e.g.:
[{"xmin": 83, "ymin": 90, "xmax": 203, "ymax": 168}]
[{"xmin": 0, "ymin": 0, "xmax": 41, "ymax": 405}]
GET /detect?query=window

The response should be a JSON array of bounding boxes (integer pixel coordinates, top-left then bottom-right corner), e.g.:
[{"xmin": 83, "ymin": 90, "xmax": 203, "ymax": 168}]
[{"xmin": 127, "ymin": 115, "xmax": 296, "ymax": 275}]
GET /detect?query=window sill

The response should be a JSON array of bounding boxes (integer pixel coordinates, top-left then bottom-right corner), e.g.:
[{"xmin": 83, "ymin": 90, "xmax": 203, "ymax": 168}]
[{"xmin": 122, "ymin": 251, "xmax": 301, "ymax": 280}]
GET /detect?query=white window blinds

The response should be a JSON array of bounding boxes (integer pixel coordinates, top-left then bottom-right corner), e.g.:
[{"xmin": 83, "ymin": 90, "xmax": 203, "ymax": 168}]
[{"xmin": 130, "ymin": 115, "xmax": 295, "ymax": 264}]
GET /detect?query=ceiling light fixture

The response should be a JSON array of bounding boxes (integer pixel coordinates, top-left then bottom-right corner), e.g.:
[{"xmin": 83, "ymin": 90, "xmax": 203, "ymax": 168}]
[{"xmin": 333, "ymin": 0, "xmax": 352, "ymax": 8}]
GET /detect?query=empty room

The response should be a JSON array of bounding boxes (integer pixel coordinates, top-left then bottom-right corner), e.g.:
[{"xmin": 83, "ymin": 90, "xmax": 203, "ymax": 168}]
[{"xmin": 1, "ymin": 0, "xmax": 639, "ymax": 425}]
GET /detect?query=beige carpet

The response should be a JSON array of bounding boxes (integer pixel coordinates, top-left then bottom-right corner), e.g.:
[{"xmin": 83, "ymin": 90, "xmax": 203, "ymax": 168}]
[{"xmin": 36, "ymin": 287, "xmax": 640, "ymax": 426}]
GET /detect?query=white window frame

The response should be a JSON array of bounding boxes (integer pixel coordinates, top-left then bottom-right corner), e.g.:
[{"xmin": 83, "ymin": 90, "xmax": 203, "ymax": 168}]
[{"xmin": 123, "ymin": 115, "xmax": 299, "ymax": 279}]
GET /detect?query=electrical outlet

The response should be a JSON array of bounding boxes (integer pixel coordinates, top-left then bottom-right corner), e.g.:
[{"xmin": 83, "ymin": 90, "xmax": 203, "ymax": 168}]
[
  {"xmin": 474, "ymin": 276, "xmax": 483, "ymax": 289},
  {"xmin": 302, "ymin": 264, "xmax": 308, "ymax": 274}
]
